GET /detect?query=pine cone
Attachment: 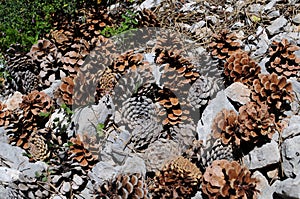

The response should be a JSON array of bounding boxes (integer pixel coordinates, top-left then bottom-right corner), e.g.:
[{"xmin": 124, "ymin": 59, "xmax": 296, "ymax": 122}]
[
  {"xmin": 137, "ymin": 9, "xmax": 160, "ymax": 27},
  {"xmin": 211, "ymin": 109, "xmax": 239, "ymax": 146},
  {"xmin": 94, "ymin": 173, "xmax": 149, "ymax": 199},
  {"xmin": 238, "ymin": 102, "xmax": 276, "ymax": 145},
  {"xmin": 48, "ymin": 29, "xmax": 75, "ymax": 54},
  {"xmin": 55, "ymin": 76, "xmax": 74, "ymax": 106},
  {"xmin": 202, "ymin": 160, "xmax": 258, "ymax": 199},
  {"xmin": 184, "ymin": 137, "xmax": 234, "ymax": 173},
  {"xmin": 0, "ymin": 101, "xmax": 11, "ymax": 126},
  {"xmin": 224, "ymin": 51, "xmax": 261, "ymax": 86},
  {"xmin": 2, "ymin": 53, "xmax": 39, "ymax": 95},
  {"xmin": 28, "ymin": 131, "xmax": 50, "ymax": 162},
  {"xmin": 149, "ymin": 156, "xmax": 202, "ymax": 199},
  {"xmin": 188, "ymin": 75, "xmax": 218, "ymax": 110},
  {"xmin": 209, "ymin": 30, "xmax": 242, "ymax": 60},
  {"xmin": 251, "ymin": 73, "xmax": 294, "ymax": 115},
  {"xmin": 265, "ymin": 39, "xmax": 300, "ymax": 78},
  {"xmin": 68, "ymin": 135, "xmax": 98, "ymax": 171},
  {"xmin": 143, "ymin": 138, "xmax": 182, "ymax": 172}
]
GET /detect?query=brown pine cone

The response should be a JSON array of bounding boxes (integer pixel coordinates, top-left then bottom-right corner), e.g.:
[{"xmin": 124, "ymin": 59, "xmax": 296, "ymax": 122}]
[
  {"xmin": 55, "ymin": 76, "xmax": 74, "ymax": 106},
  {"xmin": 209, "ymin": 30, "xmax": 242, "ymax": 60},
  {"xmin": 265, "ymin": 39, "xmax": 300, "ymax": 78},
  {"xmin": 224, "ymin": 51, "xmax": 261, "ymax": 86},
  {"xmin": 251, "ymin": 73, "xmax": 294, "ymax": 115},
  {"xmin": 202, "ymin": 160, "xmax": 258, "ymax": 199},
  {"xmin": 137, "ymin": 9, "xmax": 160, "ymax": 27},
  {"xmin": 94, "ymin": 173, "xmax": 149, "ymax": 199},
  {"xmin": 149, "ymin": 156, "xmax": 202, "ymax": 199},
  {"xmin": 211, "ymin": 109, "xmax": 239, "ymax": 146}
]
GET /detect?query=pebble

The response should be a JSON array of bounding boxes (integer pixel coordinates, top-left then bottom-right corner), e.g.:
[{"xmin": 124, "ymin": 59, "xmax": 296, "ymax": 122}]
[
  {"xmin": 266, "ymin": 16, "xmax": 288, "ymax": 36},
  {"xmin": 292, "ymin": 13, "xmax": 300, "ymax": 24},
  {"xmin": 281, "ymin": 135, "xmax": 300, "ymax": 177}
]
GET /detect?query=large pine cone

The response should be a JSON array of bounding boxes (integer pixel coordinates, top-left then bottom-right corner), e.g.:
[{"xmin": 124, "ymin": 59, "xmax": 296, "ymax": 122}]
[
  {"xmin": 202, "ymin": 160, "xmax": 258, "ymax": 199},
  {"xmin": 94, "ymin": 173, "xmax": 149, "ymax": 199},
  {"xmin": 209, "ymin": 30, "xmax": 242, "ymax": 60},
  {"xmin": 265, "ymin": 39, "xmax": 300, "ymax": 78},
  {"xmin": 211, "ymin": 109, "xmax": 239, "ymax": 146},
  {"xmin": 224, "ymin": 51, "xmax": 261, "ymax": 86},
  {"xmin": 149, "ymin": 156, "xmax": 202, "ymax": 199},
  {"xmin": 238, "ymin": 102, "xmax": 276, "ymax": 145},
  {"xmin": 28, "ymin": 131, "xmax": 50, "ymax": 162},
  {"xmin": 251, "ymin": 73, "xmax": 294, "ymax": 116},
  {"xmin": 137, "ymin": 9, "xmax": 160, "ymax": 27}
]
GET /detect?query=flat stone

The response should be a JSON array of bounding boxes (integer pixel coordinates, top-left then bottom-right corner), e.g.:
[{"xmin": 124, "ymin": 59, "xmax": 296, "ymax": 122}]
[
  {"xmin": 243, "ymin": 140, "xmax": 280, "ymax": 170},
  {"xmin": 267, "ymin": 10, "xmax": 280, "ymax": 19},
  {"xmin": 281, "ymin": 115, "xmax": 300, "ymax": 139},
  {"xmin": 292, "ymin": 13, "xmax": 300, "ymax": 24},
  {"xmin": 266, "ymin": 16, "xmax": 288, "ymax": 36},
  {"xmin": 272, "ymin": 174, "xmax": 300, "ymax": 198},
  {"xmin": 253, "ymin": 171, "xmax": 274, "ymax": 199},
  {"xmin": 89, "ymin": 161, "xmax": 119, "ymax": 185},
  {"xmin": 197, "ymin": 90, "xmax": 236, "ymax": 143},
  {"xmin": 224, "ymin": 82, "xmax": 251, "ymax": 105},
  {"xmin": 281, "ymin": 135, "xmax": 300, "ymax": 177},
  {"xmin": 120, "ymin": 156, "xmax": 146, "ymax": 177},
  {"xmin": 0, "ymin": 167, "xmax": 20, "ymax": 182}
]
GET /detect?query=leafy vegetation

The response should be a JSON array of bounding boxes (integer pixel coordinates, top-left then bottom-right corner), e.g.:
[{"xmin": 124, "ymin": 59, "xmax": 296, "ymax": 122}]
[{"xmin": 0, "ymin": 0, "xmax": 84, "ymax": 52}]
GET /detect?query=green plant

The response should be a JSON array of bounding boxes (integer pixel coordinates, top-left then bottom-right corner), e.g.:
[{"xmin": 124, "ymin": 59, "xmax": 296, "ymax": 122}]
[
  {"xmin": 0, "ymin": 0, "xmax": 84, "ymax": 53},
  {"xmin": 101, "ymin": 10, "xmax": 138, "ymax": 37}
]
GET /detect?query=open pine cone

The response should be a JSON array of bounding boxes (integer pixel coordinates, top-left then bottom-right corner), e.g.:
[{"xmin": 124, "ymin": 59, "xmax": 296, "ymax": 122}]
[
  {"xmin": 238, "ymin": 102, "xmax": 276, "ymax": 145},
  {"xmin": 0, "ymin": 101, "xmax": 11, "ymax": 126},
  {"xmin": 28, "ymin": 131, "xmax": 50, "ymax": 162},
  {"xmin": 149, "ymin": 156, "xmax": 202, "ymax": 198},
  {"xmin": 68, "ymin": 135, "xmax": 98, "ymax": 171},
  {"xmin": 211, "ymin": 109, "xmax": 239, "ymax": 146},
  {"xmin": 137, "ymin": 9, "xmax": 160, "ymax": 27},
  {"xmin": 55, "ymin": 76, "xmax": 74, "ymax": 106},
  {"xmin": 94, "ymin": 173, "xmax": 149, "ymax": 199},
  {"xmin": 265, "ymin": 39, "xmax": 300, "ymax": 78},
  {"xmin": 224, "ymin": 51, "xmax": 261, "ymax": 86},
  {"xmin": 202, "ymin": 159, "xmax": 258, "ymax": 199},
  {"xmin": 209, "ymin": 30, "xmax": 242, "ymax": 60},
  {"xmin": 251, "ymin": 73, "xmax": 294, "ymax": 115}
]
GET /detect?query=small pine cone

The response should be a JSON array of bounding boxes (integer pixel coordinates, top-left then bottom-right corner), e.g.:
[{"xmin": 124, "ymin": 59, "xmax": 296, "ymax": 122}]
[
  {"xmin": 143, "ymin": 138, "xmax": 182, "ymax": 172},
  {"xmin": 94, "ymin": 68, "xmax": 119, "ymax": 103},
  {"xmin": 266, "ymin": 39, "xmax": 300, "ymax": 78},
  {"xmin": 224, "ymin": 51, "xmax": 261, "ymax": 86},
  {"xmin": 188, "ymin": 75, "xmax": 218, "ymax": 110},
  {"xmin": 94, "ymin": 173, "xmax": 149, "ymax": 199},
  {"xmin": 202, "ymin": 160, "xmax": 258, "ymax": 199},
  {"xmin": 184, "ymin": 137, "xmax": 234, "ymax": 172},
  {"xmin": 0, "ymin": 101, "xmax": 11, "ymax": 126},
  {"xmin": 68, "ymin": 135, "xmax": 98, "ymax": 171},
  {"xmin": 209, "ymin": 30, "xmax": 242, "ymax": 60},
  {"xmin": 29, "ymin": 39, "xmax": 58, "ymax": 63},
  {"xmin": 251, "ymin": 73, "xmax": 294, "ymax": 115},
  {"xmin": 149, "ymin": 156, "xmax": 202, "ymax": 199},
  {"xmin": 137, "ymin": 9, "xmax": 160, "ymax": 27},
  {"xmin": 211, "ymin": 109, "xmax": 239, "ymax": 146},
  {"xmin": 238, "ymin": 102, "xmax": 276, "ymax": 144},
  {"xmin": 55, "ymin": 76, "xmax": 74, "ymax": 106},
  {"xmin": 28, "ymin": 131, "xmax": 50, "ymax": 161},
  {"xmin": 110, "ymin": 51, "xmax": 144, "ymax": 75}
]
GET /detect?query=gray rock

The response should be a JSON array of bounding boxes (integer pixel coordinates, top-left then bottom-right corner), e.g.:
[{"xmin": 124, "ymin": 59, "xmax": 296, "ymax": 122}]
[
  {"xmin": 0, "ymin": 142, "xmax": 47, "ymax": 178},
  {"xmin": 42, "ymin": 80, "xmax": 61, "ymax": 100},
  {"xmin": 224, "ymin": 82, "xmax": 251, "ymax": 105},
  {"xmin": 243, "ymin": 140, "xmax": 280, "ymax": 170},
  {"xmin": 282, "ymin": 115, "xmax": 300, "ymax": 139},
  {"xmin": 266, "ymin": 16, "xmax": 288, "ymax": 36},
  {"xmin": 253, "ymin": 29, "xmax": 270, "ymax": 57},
  {"xmin": 191, "ymin": 191, "xmax": 203, "ymax": 199},
  {"xmin": 180, "ymin": 2, "xmax": 197, "ymax": 12},
  {"xmin": 252, "ymin": 171, "xmax": 274, "ymax": 199},
  {"xmin": 263, "ymin": 0, "xmax": 277, "ymax": 11},
  {"xmin": 258, "ymin": 57, "xmax": 270, "ymax": 74},
  {"xmin": 197, "ymin": 90, "xmax": 236, "ymax": 143},
  {"xmin": 281, "ymin": 135, "xmax": 300, "ymax": 177},
  {"xmin": 139, "ymin": 0, "xmax": 162, "ymax": 10},
  {"xmin": 231, "ymin": 22, "xmax": 244, "ymax": 29},
  {"xmin": 267, "ymin": 10, "xmax": 280, "ymax": 19},
  {"xmin": 120, "ymin": 156, "xmax": 146, "ymax": 177},
  {"xmin": 0, "ymin": 127, "xmax": 8, "ymax": 143},
  {"xmin": 293, "ymin": 13, "xmax": 300, "ymax": 24},
  {"xmin": 72, "ymin": 96, "xmax": 113, "ymax": 135},
  {"xmin": 0, "ymin": 185, "xmax": 10, "ymax": 199},
  {"xmin": 272, "ymin": 174, "xmax": 300, "ymax": 199},
  {"xmin": 190, "ymin": 21, "xmax": 206, "ymax": 33},
  {"xmin": 0, "ymin": 167, "xmax": 20, "ymax": 182},
  {"xmin": 89, "ymin": 161, "xmax": 119, "ymax": 186},
  {"xmin": 248, "ymin": 4, "xmax": 263, "ymax": 14}
]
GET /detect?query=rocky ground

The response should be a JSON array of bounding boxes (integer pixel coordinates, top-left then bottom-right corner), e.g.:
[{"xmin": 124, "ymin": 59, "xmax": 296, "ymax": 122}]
[{"xmin": 0, "ymin": 0, "xmax": 300, "ymax": 198}]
